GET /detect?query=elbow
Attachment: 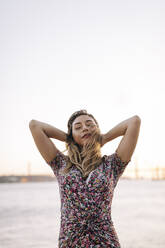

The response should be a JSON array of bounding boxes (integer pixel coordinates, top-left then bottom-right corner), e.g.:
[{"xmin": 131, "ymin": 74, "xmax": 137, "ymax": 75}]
[
  {"xmin": 133, "ymin": 115, "xmax": 141, "ymax": 124},
  {"xmin": 29, "ymin": 119, "xmax": 37, "ymax": 129}
]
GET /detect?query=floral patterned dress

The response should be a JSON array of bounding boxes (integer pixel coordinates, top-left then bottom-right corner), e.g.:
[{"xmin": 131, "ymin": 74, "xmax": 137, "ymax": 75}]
[{"xmin": 48, "ymin": 150, "xmax": 130, "ymax": 248}]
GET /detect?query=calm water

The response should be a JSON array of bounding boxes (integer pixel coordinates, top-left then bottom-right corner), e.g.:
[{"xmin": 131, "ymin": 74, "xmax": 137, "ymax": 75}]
[{"xmin": 0, "ymin": 180, "xmax": 165, "ymax": 248}]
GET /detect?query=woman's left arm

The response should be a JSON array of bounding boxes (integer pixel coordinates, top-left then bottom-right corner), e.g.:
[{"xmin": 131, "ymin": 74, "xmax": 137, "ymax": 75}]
[{"xmin": 101, "ymin": 115, "xmax": 141, "ymax": 163}]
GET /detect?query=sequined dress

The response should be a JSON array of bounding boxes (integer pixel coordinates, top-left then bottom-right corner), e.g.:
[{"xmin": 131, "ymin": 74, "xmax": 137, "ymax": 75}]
[{"xmin": 48, "ymin": 150, "xmax": 130, "ymax": 248}]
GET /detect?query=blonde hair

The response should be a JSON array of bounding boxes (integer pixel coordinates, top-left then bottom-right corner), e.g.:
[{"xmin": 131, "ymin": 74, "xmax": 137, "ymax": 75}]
[{"xmin": 62, "ymin": 110, "xmax": 103, "ymax": 178}]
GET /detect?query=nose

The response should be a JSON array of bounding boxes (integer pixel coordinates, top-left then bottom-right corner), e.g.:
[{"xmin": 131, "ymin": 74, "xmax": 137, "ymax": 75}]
[{"xmin": 82, "ymin": 124, "xmax": 89, "ymax": 132}]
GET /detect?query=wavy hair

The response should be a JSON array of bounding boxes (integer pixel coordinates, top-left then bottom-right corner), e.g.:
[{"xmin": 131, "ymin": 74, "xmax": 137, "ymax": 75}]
[{"xmin": 62, "ymin": 110, "xmax": 103, "ymax": 179}]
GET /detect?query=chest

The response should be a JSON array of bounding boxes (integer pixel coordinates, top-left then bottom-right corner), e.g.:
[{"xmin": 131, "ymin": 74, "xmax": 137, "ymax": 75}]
[{"xmin": 58, "ymin": 163, "xmax": 114, "ymax": 194}]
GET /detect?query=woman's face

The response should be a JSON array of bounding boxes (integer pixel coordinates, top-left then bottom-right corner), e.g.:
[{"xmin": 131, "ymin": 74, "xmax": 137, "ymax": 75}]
[{"xmin": 72, "ymin": 115, "xmax": 97, "ymax": 146}]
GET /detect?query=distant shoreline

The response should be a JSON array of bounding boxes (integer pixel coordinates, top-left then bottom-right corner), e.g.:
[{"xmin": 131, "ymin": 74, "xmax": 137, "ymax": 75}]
[
  {"xmin": 0, "ymin": 175, "xmax": 56, "ymax": 183},
  {"xmin": 0, "ymin": 175, "xmax": 164, "ymax": 183}
]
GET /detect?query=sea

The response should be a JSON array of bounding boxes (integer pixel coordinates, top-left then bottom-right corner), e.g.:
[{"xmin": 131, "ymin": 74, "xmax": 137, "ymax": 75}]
[{"xmin": 0, "ymin": 179, "xmax": 165, "ymax": 248}]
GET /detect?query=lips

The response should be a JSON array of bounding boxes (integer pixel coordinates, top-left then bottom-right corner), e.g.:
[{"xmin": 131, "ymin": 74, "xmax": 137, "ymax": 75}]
[{"xmin": 82, "ymin": 133, "xmax": 91, "ymax": 139}]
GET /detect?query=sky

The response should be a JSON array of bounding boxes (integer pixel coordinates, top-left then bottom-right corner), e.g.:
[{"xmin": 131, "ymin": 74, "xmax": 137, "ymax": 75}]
[{"xmin": 0, "ymin": 0, "xmax": 165, "ymax": 175}]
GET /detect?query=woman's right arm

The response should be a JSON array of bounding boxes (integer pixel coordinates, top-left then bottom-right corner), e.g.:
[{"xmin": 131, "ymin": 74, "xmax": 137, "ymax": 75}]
[{"xmin": 29, "ymin": 120, "xmax": 67, "ymax": 164}]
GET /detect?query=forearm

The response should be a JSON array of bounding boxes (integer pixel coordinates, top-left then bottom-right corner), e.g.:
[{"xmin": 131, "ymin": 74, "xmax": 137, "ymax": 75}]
[
  {"xmin": 102, "ymin": 115, "xmax": 140, "ymax": 145},
  {"xmin": 29, "ymin": 120, "xmax": 67, "ymax": 142}
]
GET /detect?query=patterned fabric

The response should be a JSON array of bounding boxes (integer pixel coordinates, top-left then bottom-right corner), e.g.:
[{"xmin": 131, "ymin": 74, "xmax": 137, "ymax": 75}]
[{"xmin": 48, "ymin": 150, "xmax": 130, "ymax": 248}]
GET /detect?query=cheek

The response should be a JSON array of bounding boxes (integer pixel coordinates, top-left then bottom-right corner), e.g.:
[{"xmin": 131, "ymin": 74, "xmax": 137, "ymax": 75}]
[
  {"xmin": 72, "ymin": 133, "xmax": 80, "ymax": 143},
  {"xmin": 90, "ymin": 125, "xmax": 97, "ymax": 132},
  {"xmin": 72, "ymin": 132, "xmax": 84, "ymax": 146}
]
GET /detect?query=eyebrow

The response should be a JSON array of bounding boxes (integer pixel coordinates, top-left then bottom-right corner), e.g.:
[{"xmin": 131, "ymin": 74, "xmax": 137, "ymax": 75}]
[{"xmin": 74, "ymin": 119, "xmax": 93, "ymax": 126}]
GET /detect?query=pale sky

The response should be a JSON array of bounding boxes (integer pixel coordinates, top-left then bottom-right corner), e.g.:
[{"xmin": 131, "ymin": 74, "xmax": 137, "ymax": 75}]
[{"xmin": 0, "ymin": 0, "xmax": 165, "ymax": 175}]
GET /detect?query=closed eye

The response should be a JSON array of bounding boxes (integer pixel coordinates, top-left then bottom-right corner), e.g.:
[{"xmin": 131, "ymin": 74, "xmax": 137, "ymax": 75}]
[
  {"xmin": 75, "ymin": 126, "xmax": 81, "ymax": 130},
  {"xmin": 74, "ymin": 121, "xmax": 96, "ymax": 130},
  {"xmin": 87, "ymin": 123, "xmax": 95, "ymax": 127}
]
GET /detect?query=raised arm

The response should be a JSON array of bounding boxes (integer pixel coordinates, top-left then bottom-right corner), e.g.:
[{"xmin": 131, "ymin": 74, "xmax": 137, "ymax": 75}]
[
  {"xmin": 29, "ymin": 120, "xmax": 67, "ymax": 164},
  {"xmin": 101, "ymin": 115, "xmax": 141, "ymax": 163}
]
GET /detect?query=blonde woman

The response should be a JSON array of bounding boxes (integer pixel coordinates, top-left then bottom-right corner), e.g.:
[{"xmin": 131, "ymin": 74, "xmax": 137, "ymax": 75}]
[{"xmin": 29, "ymin": 110, "xmax": 141, "ymax": 247}]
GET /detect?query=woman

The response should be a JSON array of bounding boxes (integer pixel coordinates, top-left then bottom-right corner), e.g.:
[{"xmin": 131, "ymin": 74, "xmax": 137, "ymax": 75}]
[{"xmin": 29, "ymin": 110, "xmax": 141, "ymax": 247}]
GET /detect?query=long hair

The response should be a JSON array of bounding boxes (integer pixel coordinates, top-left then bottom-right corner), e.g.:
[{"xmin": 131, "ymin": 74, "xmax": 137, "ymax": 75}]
[{"xmin": 62, "ymin": 110, "xmax": 103, "ymax": 179}]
